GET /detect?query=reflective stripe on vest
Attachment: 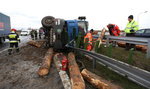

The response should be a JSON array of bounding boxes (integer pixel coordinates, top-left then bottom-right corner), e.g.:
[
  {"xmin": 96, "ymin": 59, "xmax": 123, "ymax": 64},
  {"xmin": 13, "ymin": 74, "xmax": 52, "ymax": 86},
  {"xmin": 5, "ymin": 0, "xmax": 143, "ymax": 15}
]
[{"xmin": 9, "ymin": 41, "xmax": 18, "ymax": 43}]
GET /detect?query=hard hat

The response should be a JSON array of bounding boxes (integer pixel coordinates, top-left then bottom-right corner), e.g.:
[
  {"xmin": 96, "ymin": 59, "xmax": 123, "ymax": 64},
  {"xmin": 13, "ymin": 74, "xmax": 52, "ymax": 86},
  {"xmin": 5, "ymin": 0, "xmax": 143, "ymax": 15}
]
[{"xmin": 11, "ymin": 28, "xmax": 17, "ymax": 32}]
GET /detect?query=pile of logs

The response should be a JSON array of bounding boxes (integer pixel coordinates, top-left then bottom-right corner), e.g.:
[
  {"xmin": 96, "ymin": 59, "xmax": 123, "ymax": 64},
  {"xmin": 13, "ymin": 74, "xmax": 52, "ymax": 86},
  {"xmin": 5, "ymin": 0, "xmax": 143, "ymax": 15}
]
[
  {"xmin": 117, "ymin": 42, "xmax": 147, "ymax": 52},
  {"xmin": 28, "ymin": 40, "xmax": 120, "ymax": 89}
]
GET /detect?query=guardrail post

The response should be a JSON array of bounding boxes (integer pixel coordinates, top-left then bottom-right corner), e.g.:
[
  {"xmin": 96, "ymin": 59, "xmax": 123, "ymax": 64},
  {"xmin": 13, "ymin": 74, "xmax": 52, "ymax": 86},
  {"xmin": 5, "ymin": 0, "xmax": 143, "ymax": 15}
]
[
  {"xmin": 106, "ymin": 36, "xmax": 110, "ymax": 47},
  {"xmin": 108, "ymin": 44, "xmax": 113, "ymax": 57},
  {"xmin": 146, "ymin": 40, "xmax": 150, "ymax": 59},
  {"xmin": 128, "ymin": 48, "xmax": 134, "ymax": 64},
  {"xmin": 84, "ymin": 38, "xmax": 89, "ymax": 50}
]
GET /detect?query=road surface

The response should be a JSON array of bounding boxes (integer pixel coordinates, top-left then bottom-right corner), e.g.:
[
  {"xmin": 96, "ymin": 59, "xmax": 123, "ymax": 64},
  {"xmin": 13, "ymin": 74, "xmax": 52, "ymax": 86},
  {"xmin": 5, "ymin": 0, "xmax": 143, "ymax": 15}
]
[{"xmin": 0, "ymin": 36, "xmax": 31, "ymax": 53}]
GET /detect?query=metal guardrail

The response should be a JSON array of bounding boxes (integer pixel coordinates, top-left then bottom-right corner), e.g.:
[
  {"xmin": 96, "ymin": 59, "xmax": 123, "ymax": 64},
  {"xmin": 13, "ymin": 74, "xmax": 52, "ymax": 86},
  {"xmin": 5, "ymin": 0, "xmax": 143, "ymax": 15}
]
[
  {"xmin": 67, "ymin": 46, "xmax": 150, "ymax": 89},
  {"xmin": 106, "ymin": 36, "xmax": 150, "ymax": 59}
]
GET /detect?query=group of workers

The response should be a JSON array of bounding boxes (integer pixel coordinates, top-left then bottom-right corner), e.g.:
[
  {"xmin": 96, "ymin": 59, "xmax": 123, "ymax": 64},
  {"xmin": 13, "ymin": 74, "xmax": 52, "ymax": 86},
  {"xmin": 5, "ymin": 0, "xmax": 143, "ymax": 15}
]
[
  {"xmin": 7, "ymin": 28, "xmax": 44, "ymax": 55},
  {"xmin": 7, "ymin": 15, "xmax": 138, "ymax": 55},
  {"xmin": 84, "ymin": 15, "xmax": 139, "ymax": 51},
  {"xmin": 30, "ymin": 28, "xmax": 44, "ymax": 40}
]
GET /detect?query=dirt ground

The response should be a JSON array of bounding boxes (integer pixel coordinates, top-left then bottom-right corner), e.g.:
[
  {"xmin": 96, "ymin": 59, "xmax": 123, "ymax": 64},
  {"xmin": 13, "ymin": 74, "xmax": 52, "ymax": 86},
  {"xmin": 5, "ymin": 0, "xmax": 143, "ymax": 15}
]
[
  {"xmin": 0, "ymin": 43, "xmax": 124, "ymax": 89},
  {"xmin": 0, "ymin": 45, "xmax": 64, "ymax": 89}
]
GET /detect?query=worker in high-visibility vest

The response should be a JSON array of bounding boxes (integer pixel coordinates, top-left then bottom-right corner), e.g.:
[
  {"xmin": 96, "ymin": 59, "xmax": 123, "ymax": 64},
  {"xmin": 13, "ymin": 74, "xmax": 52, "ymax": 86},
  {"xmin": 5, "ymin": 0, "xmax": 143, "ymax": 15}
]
[
  {"xmin": 107, "ymin": 24, "xmax": 120, "ymax": 36},
  {"xmin": 124, "ymin": 15, "xmax": 139, "ymax": 50},
  {"xmin": 8, "ymin": 29, "xmax": 20, "ymax": 55},
  {"xmin": 84, "ymin": 29, "xmax": 94, "ymax": 51}
]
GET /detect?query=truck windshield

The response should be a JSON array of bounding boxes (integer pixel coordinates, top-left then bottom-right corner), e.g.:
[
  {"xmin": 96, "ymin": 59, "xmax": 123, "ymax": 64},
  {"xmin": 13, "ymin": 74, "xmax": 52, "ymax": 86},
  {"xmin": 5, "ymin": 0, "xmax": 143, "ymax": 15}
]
[{"xmin": 78, "ymin": 21, "xmax": 88, "ymax": 35}]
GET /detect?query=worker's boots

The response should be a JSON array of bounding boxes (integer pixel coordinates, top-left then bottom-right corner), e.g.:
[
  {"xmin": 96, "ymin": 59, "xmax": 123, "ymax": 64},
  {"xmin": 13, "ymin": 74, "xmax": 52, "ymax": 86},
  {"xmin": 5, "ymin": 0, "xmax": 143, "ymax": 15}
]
[
  {"xmin": 8, "ymin": 49, "xmax": 12, "ymax": 55},
  {"xmin": 16, "ymin": 48, "xmax": 19, "ymax": 53}
]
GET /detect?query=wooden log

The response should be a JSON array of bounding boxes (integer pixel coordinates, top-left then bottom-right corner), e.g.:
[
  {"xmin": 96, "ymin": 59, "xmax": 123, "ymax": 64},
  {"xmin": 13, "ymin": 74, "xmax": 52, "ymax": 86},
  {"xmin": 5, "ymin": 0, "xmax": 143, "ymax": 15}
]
[
  {"xmin": 28, "ymin": 40, "xmax": 45, "ymax": 48},
  {"xmin": 97, "ymin": 28, "xmax": 106, "ymax": 48},
  {"xmin": 53, "ymin": 53, "xmax": 71, "ymax": 89},
  {"xmin": 38, "ymin": 48, "xmax": 53, "ymax": 76},
  {"xmin": 117, "ymin": 42, "xmax": 126, "ymax": 47},
  {"xmin": 68, "ymin": 52, "xmax": 85, "ymax": 89},
  {"xmin": 141, "ymin": 46, "xmax": 147, "ymax": 53},
  {"xmin": 81, "ymin": 69, "xmax": 111, "ymax": 89}
]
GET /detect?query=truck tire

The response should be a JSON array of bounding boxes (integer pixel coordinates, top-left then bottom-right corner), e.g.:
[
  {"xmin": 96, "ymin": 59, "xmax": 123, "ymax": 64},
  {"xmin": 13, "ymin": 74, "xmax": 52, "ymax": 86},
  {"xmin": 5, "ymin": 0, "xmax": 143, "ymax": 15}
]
[{"xmin": 41, "ymin": 16, "xmax": 55, "ymax": 28}]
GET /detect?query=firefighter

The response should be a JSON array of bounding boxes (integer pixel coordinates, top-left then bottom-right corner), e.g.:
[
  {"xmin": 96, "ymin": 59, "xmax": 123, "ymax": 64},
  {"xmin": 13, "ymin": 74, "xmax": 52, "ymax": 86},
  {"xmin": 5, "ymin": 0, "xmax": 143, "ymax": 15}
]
[
  {"xmin": 30, "ymin": 29, "xmax": 35, "ymax": 40},
  {"xmin": 107, "ymin": 24, "xmax": 120, "ymax": 36},
  {"xmin": 8, "ymin": 29, "xmax": 20, "ymax": 55},
  {"xmin": 84, "ymin": 29, "xmax": 94, "ymax": 51},
  {"xmin": 39, "ymin": 27, "xmax": 44, "ymax": 39},
  {"xmin": 124, "ymin": 15, "xmax": 139, "ymax": 50},
  {"xmin": 34, "ymin": 30, "xmax": 38, "ymax": 40}
]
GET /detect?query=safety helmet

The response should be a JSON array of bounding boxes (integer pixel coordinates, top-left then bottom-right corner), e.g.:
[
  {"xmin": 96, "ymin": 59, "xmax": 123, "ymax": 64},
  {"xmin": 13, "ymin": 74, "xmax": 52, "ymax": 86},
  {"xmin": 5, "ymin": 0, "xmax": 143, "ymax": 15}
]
[{"xmin": 11, "ymin": 28, "xmax": 17, "ymax": 32}]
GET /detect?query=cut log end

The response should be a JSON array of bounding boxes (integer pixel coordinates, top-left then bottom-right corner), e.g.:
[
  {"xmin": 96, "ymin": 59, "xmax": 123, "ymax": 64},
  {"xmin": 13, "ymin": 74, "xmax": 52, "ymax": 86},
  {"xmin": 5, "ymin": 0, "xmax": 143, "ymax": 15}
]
[{"xmin": 38, "ymin": 67, "xmax": 49, "ymax": 76}]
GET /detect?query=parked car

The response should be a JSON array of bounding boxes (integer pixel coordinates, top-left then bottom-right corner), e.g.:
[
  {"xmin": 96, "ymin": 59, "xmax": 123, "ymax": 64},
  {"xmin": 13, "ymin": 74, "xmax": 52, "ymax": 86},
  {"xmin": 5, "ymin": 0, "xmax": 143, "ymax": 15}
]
[
  {"xmin": 20, "ymin": 30, "xmax": 30, "ymax": 36},
  {"xmin": 135, "ymin": 29, "xmax": 150, "ymax": 37}
]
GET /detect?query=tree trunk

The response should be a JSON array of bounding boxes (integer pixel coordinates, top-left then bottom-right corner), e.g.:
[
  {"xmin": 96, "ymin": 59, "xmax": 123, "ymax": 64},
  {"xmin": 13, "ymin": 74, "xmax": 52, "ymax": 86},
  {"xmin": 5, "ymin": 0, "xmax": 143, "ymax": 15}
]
[
  {"xmin": 68, "ymin": 52, "xmax": 85, "ymax": 89},
  {"xmin": 53, "ymin": 53, "xmax": 71, "ymax": 89},
  {"xmin": 28, "ymin": 40, "xmax": 45, "ymax": 48},
  {"xmin": 81, "ymin": 69, "xmax": 111, "ymax": 89},
  {"xmin": 38, "ymin": 48, "xmax": 53, "ymax": 76}
]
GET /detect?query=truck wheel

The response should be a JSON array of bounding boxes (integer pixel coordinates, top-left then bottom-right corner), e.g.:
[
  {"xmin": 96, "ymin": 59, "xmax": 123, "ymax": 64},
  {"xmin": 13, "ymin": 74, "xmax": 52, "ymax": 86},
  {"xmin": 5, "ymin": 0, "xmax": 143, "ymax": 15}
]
[{"xmin": 41, "ymin": 16, "xmax": 55, "ymax": 28}]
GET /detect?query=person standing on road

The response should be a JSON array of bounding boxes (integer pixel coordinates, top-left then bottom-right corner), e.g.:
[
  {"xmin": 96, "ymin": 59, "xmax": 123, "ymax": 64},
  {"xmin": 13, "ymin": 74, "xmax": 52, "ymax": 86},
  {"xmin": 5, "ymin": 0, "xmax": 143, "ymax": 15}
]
[
  {"xmin": 30, "ymin": 29, "xmax": 35, "ymax": 40},
  {"xmin": 124, "ymin": 15, "xmax": 139, "ymax": 50},
  {"xmin": 39, "ymin": 27, "xmax": 44, "ymax": 39},
  {"xmin": 8, "ymin": 29, "xmax": 20, "ymax": 55},
  {"xmin": 34, "ymin": 29, "xmax": 38, "ymax": 40},
  {"xmin": 84, "ymin": 29, "xmax": 94, "ymax": 51}
]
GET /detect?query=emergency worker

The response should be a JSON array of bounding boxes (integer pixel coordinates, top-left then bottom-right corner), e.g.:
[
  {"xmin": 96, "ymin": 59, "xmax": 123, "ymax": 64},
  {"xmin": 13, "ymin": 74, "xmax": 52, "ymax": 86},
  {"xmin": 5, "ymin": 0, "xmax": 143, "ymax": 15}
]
[
  {"xmin": 107, "ymin": 24, "xmax": 120, "ymax": 36},
  {"xmin": 84, "ymin": 29, "xmax": 94, "ymax": 51},
  {"xmin": 8, "ymin": 29, "xmax": 20, "ymax": 55},
  {"xmin": 124, "ymin": 15, "xmax": 139, "ymax": 50},
  {"xmin": 30, "ymin": 29, "xmax": 35, "ymax": 40}
]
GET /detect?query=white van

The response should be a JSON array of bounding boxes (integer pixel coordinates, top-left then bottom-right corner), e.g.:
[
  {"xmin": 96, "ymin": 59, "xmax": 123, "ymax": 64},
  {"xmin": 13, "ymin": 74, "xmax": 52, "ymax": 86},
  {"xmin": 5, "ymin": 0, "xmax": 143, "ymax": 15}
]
[{"xmin": 20, "ymin": 30, "xmax": 30, "ymax": 36}]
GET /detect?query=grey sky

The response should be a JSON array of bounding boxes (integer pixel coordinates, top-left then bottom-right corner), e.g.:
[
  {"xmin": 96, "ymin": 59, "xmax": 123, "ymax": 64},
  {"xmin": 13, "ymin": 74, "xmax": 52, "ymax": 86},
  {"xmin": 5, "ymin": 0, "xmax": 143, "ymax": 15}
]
[{"xmin": 0, "ymin": 0, "xmax": 150, "ymax": 30}]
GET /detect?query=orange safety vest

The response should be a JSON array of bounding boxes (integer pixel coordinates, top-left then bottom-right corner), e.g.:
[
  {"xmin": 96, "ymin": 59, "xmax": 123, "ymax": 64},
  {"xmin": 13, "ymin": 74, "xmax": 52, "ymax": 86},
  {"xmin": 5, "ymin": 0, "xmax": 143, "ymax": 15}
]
[{"xmin": 84, "ymin": 32, "xmax": 93, "ymax": 44}]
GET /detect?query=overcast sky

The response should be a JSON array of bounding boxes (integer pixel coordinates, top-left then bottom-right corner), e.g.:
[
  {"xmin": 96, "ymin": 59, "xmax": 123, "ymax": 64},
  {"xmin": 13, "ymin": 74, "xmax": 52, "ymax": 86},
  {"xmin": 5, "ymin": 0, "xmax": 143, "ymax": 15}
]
[{"xmin": 0, "ymin": 0, "xmax": 150, "ymax": 30}]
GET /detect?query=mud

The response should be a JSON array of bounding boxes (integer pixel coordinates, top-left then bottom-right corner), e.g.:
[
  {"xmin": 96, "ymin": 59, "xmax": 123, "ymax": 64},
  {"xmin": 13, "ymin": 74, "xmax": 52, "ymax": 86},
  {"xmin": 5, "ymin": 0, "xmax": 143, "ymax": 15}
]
[{"xmin": 0, "ymin": 45, "xmax": 64, "ymax": 89}]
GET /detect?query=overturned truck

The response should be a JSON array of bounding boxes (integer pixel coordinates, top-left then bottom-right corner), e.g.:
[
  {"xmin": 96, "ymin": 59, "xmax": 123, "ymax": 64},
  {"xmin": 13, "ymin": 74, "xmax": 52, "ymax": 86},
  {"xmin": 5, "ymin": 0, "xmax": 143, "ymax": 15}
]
[{"xmin": 41, "ymin": 16, "xmax": 88, "ymax": 50}]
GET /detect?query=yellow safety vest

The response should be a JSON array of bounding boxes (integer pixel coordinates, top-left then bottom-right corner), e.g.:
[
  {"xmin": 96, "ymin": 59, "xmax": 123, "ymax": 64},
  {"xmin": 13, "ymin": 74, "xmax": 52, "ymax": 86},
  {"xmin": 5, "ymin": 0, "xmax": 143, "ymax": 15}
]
[
  {"xmin": 8, "ymin": 31, "xmax": 20, "ymax": 43},
  {"xmin": 125, "ymin": 20, "xmax": 139, "ymax": 33}
]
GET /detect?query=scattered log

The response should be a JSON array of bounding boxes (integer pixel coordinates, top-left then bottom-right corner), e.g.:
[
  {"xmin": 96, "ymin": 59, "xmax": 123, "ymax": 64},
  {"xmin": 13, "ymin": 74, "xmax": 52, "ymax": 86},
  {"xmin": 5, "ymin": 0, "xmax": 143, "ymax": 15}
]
[
  {"xmin": 141, "ymin": 46, "xmax": 147, "ymax": 53},
  {"xmin": 38, "ymin": 48, "xmax": 53, "ymax": 76},
  {"xmin": 28, "ymin": 40, "xmax": 45, "ymax": 48},
  {"xmin": 68, "ymin": 52, "xmax": 85, "ymax": 89},
  {"xmin": 53, "ymin": 53, "xmax": 71, "ymax": 89},
  {"xmin": 117, "ymin": 42, "xmax": 126, "ymax": 47},
  {"xmin": 81, "ymin": 69, "xmax": 111, "ymax": 89},
  {"xmin": 97, "ymin": 28, "xmax": 106, "ymax": 47}
]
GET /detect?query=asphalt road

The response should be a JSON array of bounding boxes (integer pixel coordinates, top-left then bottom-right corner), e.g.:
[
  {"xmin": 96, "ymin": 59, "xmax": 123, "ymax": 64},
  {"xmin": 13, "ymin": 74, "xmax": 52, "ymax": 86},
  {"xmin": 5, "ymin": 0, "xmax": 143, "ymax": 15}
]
[{"xmin": 0, "ymin": 35, "xmax": 31, "ymax": 53}]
